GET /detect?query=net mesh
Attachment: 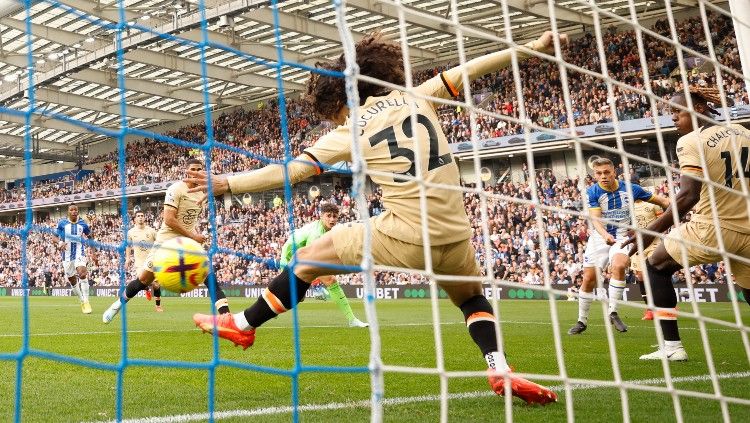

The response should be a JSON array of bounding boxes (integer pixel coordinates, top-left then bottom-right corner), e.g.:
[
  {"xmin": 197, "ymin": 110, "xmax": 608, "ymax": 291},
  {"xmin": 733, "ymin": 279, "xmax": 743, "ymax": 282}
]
[{"xmin": 1, "ymin": 0, "xmax": 749, "ymax": 422}]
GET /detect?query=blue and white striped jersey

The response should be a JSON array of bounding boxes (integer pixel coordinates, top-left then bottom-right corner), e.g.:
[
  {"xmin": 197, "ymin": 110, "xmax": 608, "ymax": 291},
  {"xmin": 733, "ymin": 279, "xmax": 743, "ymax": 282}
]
[
  {"xmin": 56, "ymin": 218, "xmax": 91, "ymax": 261},
  {"xmin": 586, "ymin": 181, "xmax": 653, "ymax": 238}
]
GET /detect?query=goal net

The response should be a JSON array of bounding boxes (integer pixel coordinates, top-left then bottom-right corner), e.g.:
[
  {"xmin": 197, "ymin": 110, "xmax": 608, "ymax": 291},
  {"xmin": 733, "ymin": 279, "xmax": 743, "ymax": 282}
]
[{"xmin": 1, "ymin": 0, "xmax": 749, "ymax": 422}]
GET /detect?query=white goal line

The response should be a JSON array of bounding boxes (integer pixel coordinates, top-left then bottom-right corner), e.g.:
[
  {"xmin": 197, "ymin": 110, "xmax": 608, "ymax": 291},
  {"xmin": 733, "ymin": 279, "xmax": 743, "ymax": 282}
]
[{"xmin": 92, "ymin": 371, "xmax": 750, "ymax": 423}]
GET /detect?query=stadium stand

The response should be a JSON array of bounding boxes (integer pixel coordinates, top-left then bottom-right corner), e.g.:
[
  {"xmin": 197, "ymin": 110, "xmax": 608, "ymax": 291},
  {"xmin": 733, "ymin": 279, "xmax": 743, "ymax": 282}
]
[
  {"xmin": 1, "ymin": 12, "xmax": 747, "ymax": 205},
  {"xmin": 0, "ymin": 173, "xmax": 731, "ymax": 290}
]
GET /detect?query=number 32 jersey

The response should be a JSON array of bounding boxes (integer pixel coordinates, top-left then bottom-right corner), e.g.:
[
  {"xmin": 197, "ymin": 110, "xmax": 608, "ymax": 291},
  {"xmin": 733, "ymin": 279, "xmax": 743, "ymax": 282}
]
[
  {"xmin": 676, "ymin": 123, "xmax": 750, "ymax": 233},
  {"xmin": 303, "ymin": 85, "xmax": 472, "ymax": 246}
]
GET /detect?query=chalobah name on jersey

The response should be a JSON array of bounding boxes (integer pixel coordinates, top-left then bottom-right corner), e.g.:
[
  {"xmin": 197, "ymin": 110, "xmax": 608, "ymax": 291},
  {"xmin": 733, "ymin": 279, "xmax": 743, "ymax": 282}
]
[{"xmin": 704, "ymin": 127, "xmax": 747, "ymax": 148}]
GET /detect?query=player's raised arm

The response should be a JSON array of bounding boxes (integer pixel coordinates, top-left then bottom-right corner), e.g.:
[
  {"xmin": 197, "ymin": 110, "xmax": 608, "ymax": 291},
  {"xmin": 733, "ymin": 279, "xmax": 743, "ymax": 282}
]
[{"xmin": 416, "ymin": 31, "xmax": 568, "ymax": 101}]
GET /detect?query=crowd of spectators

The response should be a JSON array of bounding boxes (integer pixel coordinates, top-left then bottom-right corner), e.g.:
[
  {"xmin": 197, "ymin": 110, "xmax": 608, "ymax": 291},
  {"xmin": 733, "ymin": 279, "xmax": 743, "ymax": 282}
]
[
  {"xmin": 428, "ymin": 12, "xmax": 748, "ymax": 143},
  {"xmin": 0, "ymin": 12, "xmax": 744, "ymax": 292},
  {"xmin": 0, "ymin": 170, "xmax": 732, "ymax": 291},
  {"xmin": 1, "ymin": 12, "xmax": 747, "ymax": 206},
  {"xmin": 0, "ymin": 100, "xmax": 319, "ymax": 204}
]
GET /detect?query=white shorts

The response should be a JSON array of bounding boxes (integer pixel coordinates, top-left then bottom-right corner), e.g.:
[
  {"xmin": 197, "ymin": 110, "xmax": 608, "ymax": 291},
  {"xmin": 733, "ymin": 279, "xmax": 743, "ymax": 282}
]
[
  {"xmin": 62, "ymin": 256, "xmax": 87, "ymax": 278},
  {"xmin": 583, "ymin": 237, "xmax": 629, "ymax": 269}
]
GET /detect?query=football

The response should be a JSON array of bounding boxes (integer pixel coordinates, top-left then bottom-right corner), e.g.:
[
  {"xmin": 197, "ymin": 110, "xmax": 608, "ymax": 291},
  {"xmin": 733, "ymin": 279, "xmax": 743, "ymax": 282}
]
[{"xmin": 152, "ymin": 237, "xmax": 209, "ymax": 293}]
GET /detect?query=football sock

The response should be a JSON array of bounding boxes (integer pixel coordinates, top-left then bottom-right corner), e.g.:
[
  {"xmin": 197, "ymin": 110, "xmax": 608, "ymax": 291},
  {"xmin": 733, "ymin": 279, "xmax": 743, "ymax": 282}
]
[
  {"xmin": 78, "ymin": 278, "xmax": 90, "ymax": 303},
  {"xmin": 153, "ymin": 287, "xmax": 161, "ymax": 307},
  {"xmin": 70, "ymin": 280, "xmax": 83, "ymax": 303},
  {"xmin": 637, "ymin": 278, "xmax": 648, "ymax": 304},
  {"xmin": 237, "ymin": 268, "xmax": 311, "ymax": 330},
  {"xmin": 328, "ymin": 281, "xmax": 356, "ymax": 322},
  {"xmin": 460, "ymin": 295, "xmax": 509, "ymax": 371},
  {"xmin": 211, "ymin": 283, "xmax": 230, "ymax": 314},
  {"xmin": 646, "ymin": 261, "xmax": 680, "ymax": 342},
  {"xmin": 607, "ymin": 278, "xmax": 626, "ymax": 314},
  {"xmin": 577, "ymin": 290, "xmax": 593, "ymax": 325},
  {"xmin": 121, "ymin": 279, "xmax": 149, "ymax": 305},
  {"xmin": 743, "ymin": 288, "xmax": 750, "ymax": 308}
]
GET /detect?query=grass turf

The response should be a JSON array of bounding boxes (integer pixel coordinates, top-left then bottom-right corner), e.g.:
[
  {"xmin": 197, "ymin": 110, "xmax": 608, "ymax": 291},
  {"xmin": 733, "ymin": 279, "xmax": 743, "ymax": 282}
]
[{"xmin": 0, "ymin": 296, "xmax": 748, "ymax": 422}]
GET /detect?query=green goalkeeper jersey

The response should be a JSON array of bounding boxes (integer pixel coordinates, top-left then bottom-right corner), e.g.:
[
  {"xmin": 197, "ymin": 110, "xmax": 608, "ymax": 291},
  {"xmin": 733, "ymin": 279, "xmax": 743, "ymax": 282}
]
[{"xmin": 280, "ymin": 220, "xmax": 327, "ymax": 267}]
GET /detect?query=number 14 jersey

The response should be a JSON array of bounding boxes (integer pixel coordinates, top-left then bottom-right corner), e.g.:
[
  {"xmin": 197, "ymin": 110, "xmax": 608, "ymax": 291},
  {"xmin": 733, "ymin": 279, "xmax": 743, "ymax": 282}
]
[
  {"xmin": 676, "ymin": 123, "xmax": 750, "ymax": 233},
  {"xmin": 303, "ymin": 88, "xmax": 472, "ymax": 246}
]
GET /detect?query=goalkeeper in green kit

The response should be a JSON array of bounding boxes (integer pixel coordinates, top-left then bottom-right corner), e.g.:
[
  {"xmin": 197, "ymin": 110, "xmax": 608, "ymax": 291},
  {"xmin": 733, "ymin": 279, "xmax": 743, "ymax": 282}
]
[{"xmin": 280, "ymin": 202, "xmax": 369, "ymax": 328}]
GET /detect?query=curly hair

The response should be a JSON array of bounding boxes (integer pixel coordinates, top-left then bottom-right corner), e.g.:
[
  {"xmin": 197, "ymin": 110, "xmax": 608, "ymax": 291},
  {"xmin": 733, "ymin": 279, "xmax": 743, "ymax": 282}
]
[
  {"xmin": 305, "ymin": 32, "xmax": 405, "ymax": 120},
  {"xmin": 688, "ymin": 85, "xmax": 725, "ymax": 105},
  {"xmin": 673, "ymin": 85, "xmax": 732, "ymax": 116}
]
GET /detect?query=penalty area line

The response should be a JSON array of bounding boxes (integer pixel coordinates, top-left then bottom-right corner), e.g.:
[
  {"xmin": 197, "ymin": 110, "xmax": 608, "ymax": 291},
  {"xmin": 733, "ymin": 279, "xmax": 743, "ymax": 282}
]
[{"xmin": 96, "ymin": 371, "xmax": 750, "ymax": 423}]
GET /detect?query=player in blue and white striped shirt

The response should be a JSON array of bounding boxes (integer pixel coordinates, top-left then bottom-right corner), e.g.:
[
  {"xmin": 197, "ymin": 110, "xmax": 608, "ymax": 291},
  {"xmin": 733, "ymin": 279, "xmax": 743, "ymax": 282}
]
[
  {"xmin": 56, "ymin": 204, "xmax": 93, "ymax": 314},
  {"xmin": 568, "ymin": 158, "xmax": 669, "ymax": 335}
]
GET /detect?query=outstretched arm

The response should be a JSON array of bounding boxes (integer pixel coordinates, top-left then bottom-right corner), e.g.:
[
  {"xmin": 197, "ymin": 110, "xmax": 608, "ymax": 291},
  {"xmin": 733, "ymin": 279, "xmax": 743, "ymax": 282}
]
[
  {"xmin": 186, "ymin": 126, "xmax": 352, "ymax": 197},
  {"xmin": 417, "ymin": 31, "xmax": 568, "ymax": 100}
]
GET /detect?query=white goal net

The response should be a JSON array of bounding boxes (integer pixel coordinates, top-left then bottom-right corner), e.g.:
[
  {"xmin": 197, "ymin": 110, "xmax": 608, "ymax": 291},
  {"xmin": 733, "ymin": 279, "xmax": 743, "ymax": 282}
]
[{"xmin": 333, "ymin": 0, "xmax": 750, "ymax": 421}]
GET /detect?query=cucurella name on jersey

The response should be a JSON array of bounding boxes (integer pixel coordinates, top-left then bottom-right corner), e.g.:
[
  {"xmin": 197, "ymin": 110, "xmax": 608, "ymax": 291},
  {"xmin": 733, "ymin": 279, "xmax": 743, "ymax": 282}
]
[{"xmin": 586, "ymin": 181, "xmax": 654, "ymax": 239}]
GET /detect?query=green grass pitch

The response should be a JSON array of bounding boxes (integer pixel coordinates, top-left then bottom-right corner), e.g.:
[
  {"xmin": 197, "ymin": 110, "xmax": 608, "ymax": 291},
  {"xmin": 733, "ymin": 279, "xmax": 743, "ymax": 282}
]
[{"xmin": 0, "ymin": 296, "xmax": 748, "ymax": 422}]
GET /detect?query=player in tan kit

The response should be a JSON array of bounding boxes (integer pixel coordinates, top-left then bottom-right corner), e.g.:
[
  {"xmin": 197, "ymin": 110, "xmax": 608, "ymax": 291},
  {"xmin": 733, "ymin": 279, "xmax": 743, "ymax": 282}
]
[
  {"xmin": 103, "ymin": 158, "xmax": 232, "ymax": 323},
  {"xmin": 630, "ymin": 199, "xmax": 663, "ymax": 320},
  {"xmin": 624, "ymin": 86, "xmax": 750, "ymax": 361},
  {"xmin": 188, "ymin": 31, "xmax": 569, "ymax": 405},
  {"xmin": 126, "ymin": 210, "xmax": 161, "ymax": 311}
]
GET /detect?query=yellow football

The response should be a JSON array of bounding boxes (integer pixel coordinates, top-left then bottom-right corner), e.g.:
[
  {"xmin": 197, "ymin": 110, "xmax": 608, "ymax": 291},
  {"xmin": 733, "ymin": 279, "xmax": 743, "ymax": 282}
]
[{"xmin": 152, "ymin": 237, "xmax": 208, "ymax": 293}]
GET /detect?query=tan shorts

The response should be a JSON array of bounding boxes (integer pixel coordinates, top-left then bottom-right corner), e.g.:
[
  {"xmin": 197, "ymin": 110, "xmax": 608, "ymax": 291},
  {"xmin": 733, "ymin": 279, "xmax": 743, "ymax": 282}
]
[
  {"xmin": 664, "ymin": 221, "xmax": 750, "ymax": 288},
  {"xmin": 141, "ymin": 234, "xmax": 179, "ymax": 275},
  {"xmin": 142, "ymin": 246, "xmax": 159, "ymax": 275},
  {"xmin": 329, "ymin": 219, "xmax": 480, "ymax": 278},
  {"xmin": 630, "ymin": 242, "xmax": 659, "ymax": 273}
]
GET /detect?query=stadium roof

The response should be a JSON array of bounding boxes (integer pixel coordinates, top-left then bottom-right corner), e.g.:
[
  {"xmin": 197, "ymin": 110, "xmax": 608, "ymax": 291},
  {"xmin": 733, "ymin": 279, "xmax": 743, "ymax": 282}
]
[{"xmin": 0, "ymin": 0, "xmax": 716, "ymax": 167}]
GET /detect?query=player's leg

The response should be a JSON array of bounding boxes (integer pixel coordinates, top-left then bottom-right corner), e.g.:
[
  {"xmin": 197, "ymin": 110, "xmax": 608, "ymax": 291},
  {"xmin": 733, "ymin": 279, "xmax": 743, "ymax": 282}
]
[
  {"xmin": 638, "ymin": 223, "xmax": 717, "ymax": 361},
  {"xmin": 570, "ymin": 239, "xmax": 608, "ymax": 335},
  {"xmin": 193, "ymin": 230, "xmax": 346, "ymax": 348},
  {"xmin": 103, "ymin": 263, "xmax": 156, "ymax": 323},
  {"xmin": 437, "ymin": 239, "xmax": 556, "ymax": 404},
  {"xmin": 318, "ymin": 275, "xmax": 368, "ymax": 327},
  {"xmin": 64, "ymin": 260, "xmax": 83, "ymax": 302},
  {"xmin": 728, "ymin": 241, "xmax": 750, "ymax": 308},
  {"xmin": 441, "ymin": 281, "xmax": 508, "ymax": 368},
  {"xmin": 64, "ymin": 260, "xmax": 89, "ymax": 314},
  {"xmin": 638, "ymin": 244, "xmax": 685, "ymax": 361},
  {"xmin": 607, "ymin": 249, "xmax": 629, "ymax": 333},
  {"xmin": 568, "ymin": 266, "xmax": 597, "ymax": 335},
  {"xmin": 68, "ymin": 275, "xmax": 82, "ymax": 300},
  {"xmin": 76, "ymin": 262, "xmax": 92, "ymax": 314},
  {"xmin": 205, "ymin": 274, "xmax": 231, "ymax": 314},
  {"xmin": 153, "ymin": 281, "xmax": 163, "ymax": 312},
  {"xmin": 635, "ymin": 270, "xmax": 653, "ymax": 320}
]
